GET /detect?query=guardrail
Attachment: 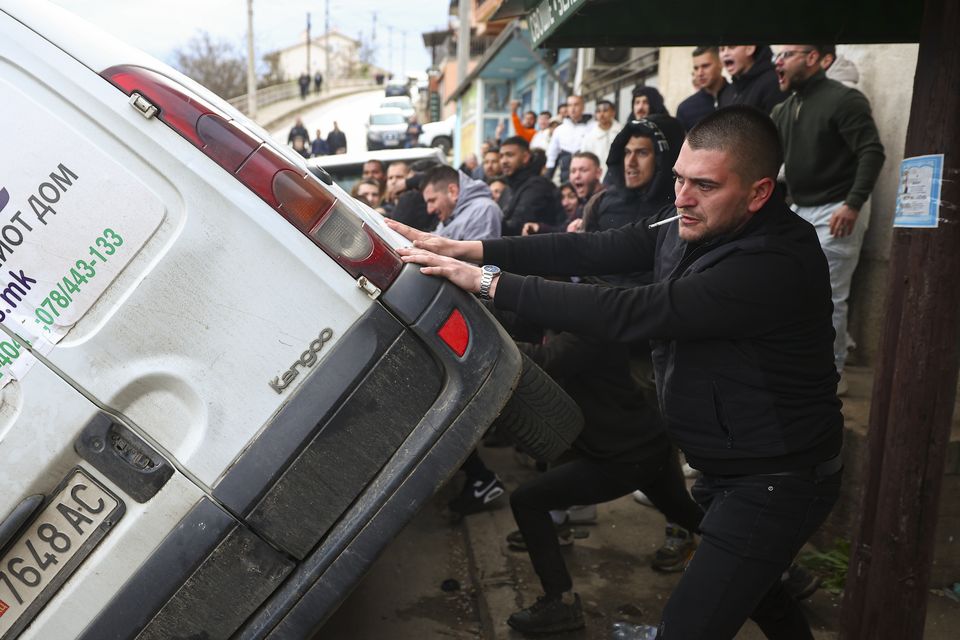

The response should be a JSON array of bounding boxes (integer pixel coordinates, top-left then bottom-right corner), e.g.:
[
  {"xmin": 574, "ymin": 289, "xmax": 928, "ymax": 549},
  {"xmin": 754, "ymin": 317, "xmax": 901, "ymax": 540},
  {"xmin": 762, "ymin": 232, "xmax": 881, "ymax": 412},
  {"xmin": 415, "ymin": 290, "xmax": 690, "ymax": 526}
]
[{"xmin": 228, "ymin": 77, "xmax": 377, "ymax": 115}]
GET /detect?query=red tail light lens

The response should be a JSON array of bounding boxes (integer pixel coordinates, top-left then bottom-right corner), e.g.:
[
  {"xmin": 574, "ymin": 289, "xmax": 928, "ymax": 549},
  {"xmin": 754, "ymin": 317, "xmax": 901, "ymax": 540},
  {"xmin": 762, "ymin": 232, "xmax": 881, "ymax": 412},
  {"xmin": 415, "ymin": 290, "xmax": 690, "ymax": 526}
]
[
  {"xmin": 101, "ymin": 64, "xmax": 402, "ymax": 292},
  {"xmin": 437, "ymin": 308, "xmax": 469, "ymax": 357}
]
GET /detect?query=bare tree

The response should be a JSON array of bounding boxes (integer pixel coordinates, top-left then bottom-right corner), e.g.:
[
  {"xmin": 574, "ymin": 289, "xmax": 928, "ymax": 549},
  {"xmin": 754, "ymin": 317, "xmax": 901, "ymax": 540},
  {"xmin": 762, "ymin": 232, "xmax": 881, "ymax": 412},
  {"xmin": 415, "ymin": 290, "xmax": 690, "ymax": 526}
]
[
  {"xmin": 172, "ymin": 31, "xmax": 247, "ymax": 99},
  {"xmin": 259, "ymin": 51, "xmax": 286, "ymax": 88}
]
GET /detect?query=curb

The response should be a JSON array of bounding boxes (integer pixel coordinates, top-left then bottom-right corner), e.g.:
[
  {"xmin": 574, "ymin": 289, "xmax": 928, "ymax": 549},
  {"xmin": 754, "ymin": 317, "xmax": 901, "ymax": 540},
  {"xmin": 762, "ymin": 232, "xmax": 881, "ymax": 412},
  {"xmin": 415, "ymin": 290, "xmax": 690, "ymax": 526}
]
[
  {"xmin": 260, "ymin": 86, "xmax": 380, "ymax": 131},
  {"xmin": 461, "ymin": 507, "xmax": 521, "ymax": 640}
]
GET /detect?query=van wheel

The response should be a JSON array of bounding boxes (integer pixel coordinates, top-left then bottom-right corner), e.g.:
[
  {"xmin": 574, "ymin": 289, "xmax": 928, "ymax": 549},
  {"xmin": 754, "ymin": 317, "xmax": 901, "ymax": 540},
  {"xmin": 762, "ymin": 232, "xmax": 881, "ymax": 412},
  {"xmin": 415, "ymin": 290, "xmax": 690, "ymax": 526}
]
[
  {"xmin": 432, "ymin": 136, "xmax": 452, "ymax": 155},
  {"xmin": 490, "ymin": 352, "xmax": 583, "ymax": 462}
]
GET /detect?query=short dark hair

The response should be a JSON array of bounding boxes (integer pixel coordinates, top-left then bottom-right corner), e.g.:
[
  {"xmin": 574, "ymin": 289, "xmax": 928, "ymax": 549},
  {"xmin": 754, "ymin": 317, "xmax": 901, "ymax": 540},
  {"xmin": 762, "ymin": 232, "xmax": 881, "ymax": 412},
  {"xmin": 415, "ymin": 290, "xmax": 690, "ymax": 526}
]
[
  {"xmin": 692, "ymin": 46, "xmax": 719, "ymax": 57},
  {"xmin": 363, "ymin": 159, "xmax": 385, "ymax": 171},
  {"xmin": 815, "ymin": 44, "xmax": 836, "ymax": 58},
  {"xmin": 484, "ymin": 147, "xmax": 500, "ymax": 156},
  {"xmin": 596, "ymin": 99, "xmax": 615, "ymax": 110},
  {"xmin": 539, "ymin": 110, "xmax": 552, "ymax": 118},
  {"xmin": 388, "ymin": 160, "xmax": 409, "ymax": 172},
  {"xmin": 500, "ymin": 135, "xmax": 530, "ymax": 151},
  {"xmin": 572, "ymin": 151, "xmax": 601, "ymax": 167},
  {"xmin": 686, "ymin": 106, "xmax": 783, "ymax": 183},
  {"xmin": 524, "ymin": 110, "xmax": 537, "ymax": 119},
  {"xmin": 529, "ymin": 148, "xmax": 547, "ymax": 175},
  {"xmin": 422, "ymin": 165, "xmax": 460, "ymax": 191}
]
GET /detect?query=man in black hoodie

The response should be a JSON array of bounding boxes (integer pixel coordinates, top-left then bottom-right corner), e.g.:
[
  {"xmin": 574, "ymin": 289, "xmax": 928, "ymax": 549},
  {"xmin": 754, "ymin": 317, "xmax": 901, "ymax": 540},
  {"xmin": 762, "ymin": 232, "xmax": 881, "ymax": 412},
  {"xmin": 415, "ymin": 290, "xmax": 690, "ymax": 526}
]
[
  {"xmin": 584, "ymin": 115, "xmax": 682, "ymax": 236},
  {"xmin": 499, "ymin": 135, "xmax": 564, "ymax": 236},
  {"xmin": 718, "ymin": 45, "xmax": 787, "ymax": 114},
  {"xmin": 393, "ymin": 107, "xmax": 842, "ymax": 639}
]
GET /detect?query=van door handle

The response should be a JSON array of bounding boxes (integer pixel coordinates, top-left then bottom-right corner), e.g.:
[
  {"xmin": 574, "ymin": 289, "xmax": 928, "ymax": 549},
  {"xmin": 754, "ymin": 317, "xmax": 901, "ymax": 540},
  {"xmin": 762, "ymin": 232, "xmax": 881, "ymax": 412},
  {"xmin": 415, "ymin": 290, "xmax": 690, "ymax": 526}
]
[{"xmin": 0, "ymin": 494, "xmax": 43, "ymax": 554}]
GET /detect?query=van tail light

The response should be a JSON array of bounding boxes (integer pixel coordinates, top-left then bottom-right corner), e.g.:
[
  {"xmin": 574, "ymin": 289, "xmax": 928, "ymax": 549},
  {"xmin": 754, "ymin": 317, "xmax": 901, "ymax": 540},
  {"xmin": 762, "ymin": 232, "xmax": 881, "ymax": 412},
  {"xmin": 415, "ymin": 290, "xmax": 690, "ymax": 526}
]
[
  {"xmin": 100, "ymin": 64, "xmax": 402, "ymax": 292},
  {"xmin": 437, "ymin": 308, "xmax": 469, "ymax": 357}
]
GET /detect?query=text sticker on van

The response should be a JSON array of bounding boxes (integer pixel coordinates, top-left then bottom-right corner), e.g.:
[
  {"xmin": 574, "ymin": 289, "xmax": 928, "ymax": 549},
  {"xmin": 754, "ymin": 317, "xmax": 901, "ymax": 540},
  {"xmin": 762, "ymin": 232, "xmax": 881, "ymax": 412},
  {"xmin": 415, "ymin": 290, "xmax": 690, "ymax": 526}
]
[{"xmin": 0, "ymin": 83, "xmax": 165, "ymax": 386}]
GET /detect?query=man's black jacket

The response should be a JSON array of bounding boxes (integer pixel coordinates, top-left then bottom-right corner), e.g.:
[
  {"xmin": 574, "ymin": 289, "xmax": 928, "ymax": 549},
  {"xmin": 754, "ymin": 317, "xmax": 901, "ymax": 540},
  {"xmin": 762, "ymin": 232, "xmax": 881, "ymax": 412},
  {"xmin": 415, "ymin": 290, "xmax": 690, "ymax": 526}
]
[
  {"xmin": 500, "ymin": 163, "xmax": 563, "ymax": 236},
  {"xmin": 483, "ymin": 193, "xmax": 843, "ymax": 475}
]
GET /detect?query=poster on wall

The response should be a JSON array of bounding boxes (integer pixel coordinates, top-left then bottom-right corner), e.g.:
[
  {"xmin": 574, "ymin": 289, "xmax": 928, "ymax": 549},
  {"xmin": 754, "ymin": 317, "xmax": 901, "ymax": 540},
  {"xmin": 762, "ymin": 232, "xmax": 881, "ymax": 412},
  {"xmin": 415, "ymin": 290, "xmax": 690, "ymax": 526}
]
[{"xmin": 893, "ymin": 154, "xmax": 944, "ymax": 228}]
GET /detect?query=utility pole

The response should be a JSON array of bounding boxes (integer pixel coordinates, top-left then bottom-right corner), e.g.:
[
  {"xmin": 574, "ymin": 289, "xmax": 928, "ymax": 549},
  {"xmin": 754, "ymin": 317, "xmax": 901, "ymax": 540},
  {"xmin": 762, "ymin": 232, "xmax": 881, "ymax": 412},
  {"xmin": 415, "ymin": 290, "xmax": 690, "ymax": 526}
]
[
  {"xmin": 400, "ymin": 29, "xmax": 406, "ymax": 81},
  {"xmin": 305, "ymin": 12, "xmax": 311, "ymax": 76},
  {"xmin": 387, "ymin": 25, "xmax": 394, "ymax": 79},
  {"xmin": 371, "ymin": 12, "xmax": 378, "ymax": 70},
  {"xmin": 324, "ymin": 0, "xmax": 330, "ymax": 84},
  {"xmin": 245, "ymin": 0, "xmax": 256, "ymax": 119},
  {"xmin": 840, "ymin": 0, "xmax": 960, "ymax": 637},
  {"xmin": 456, "ymin": 0, "xmax": 471, "ymax": 88}
]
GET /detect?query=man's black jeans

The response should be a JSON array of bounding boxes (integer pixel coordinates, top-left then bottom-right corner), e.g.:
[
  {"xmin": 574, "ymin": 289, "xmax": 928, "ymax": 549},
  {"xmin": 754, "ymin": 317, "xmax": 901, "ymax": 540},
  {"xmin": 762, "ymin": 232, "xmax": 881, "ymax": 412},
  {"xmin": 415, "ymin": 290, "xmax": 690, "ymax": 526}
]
[
  {"xmin": 658, "ymin": 468, "xmax": 842, "ymax": 639},
  {"xmin": 510, "ymin": 439, "xmax": 704, "ymax": 598}
]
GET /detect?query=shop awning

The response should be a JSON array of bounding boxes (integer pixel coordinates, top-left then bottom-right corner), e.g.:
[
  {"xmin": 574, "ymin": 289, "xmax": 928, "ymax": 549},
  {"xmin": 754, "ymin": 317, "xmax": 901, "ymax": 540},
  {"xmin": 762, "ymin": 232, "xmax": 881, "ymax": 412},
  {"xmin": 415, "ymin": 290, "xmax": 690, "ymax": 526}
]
[
  {"xmin": 447, "ymin": 20, "xmax": 570, "ymax": 102},
  {"xmin": 525, "ymin": 0, "xmax": 923, "ymax": 48}
]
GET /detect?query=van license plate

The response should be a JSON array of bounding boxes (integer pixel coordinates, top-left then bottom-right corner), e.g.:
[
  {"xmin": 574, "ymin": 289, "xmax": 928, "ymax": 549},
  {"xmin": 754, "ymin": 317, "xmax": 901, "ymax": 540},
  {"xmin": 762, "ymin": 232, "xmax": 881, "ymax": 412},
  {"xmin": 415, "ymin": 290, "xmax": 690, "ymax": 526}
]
[{"xmin": 0, "ymin": 467, "xmax": 124, "ymax": 639}]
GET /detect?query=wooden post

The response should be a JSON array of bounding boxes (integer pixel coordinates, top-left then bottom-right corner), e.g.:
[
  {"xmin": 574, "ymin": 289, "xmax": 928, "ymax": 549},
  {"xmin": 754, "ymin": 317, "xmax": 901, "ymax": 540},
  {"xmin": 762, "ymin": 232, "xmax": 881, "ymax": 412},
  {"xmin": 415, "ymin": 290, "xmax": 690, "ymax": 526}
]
[{"xmin": 840, "ymin": 0, "xmax": 960, "ymax": 636}]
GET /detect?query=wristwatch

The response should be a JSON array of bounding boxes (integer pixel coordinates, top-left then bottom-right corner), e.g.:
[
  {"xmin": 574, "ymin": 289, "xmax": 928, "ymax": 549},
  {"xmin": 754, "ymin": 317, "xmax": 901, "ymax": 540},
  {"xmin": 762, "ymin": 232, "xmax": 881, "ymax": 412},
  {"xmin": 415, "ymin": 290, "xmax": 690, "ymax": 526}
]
[{"xmin": 478, "ymin": 265, "xmax": 501, "ymax": 300}]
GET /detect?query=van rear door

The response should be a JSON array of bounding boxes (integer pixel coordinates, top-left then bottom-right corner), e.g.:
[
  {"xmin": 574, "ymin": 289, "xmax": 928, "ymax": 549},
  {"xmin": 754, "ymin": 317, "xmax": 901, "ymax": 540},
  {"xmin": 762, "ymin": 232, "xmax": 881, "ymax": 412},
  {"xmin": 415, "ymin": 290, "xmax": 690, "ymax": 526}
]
[{"xmin": 0, "ymin": 1, "xmax": 376, "ymax": 502}]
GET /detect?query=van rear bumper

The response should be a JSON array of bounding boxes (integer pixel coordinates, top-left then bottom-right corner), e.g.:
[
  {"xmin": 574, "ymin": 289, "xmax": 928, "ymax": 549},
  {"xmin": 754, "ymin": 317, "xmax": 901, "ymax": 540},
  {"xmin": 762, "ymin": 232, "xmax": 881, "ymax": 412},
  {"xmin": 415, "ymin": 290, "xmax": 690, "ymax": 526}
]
[{"xmin": 238, "ymin": 298, "xmax": 521, "ymax": 637}]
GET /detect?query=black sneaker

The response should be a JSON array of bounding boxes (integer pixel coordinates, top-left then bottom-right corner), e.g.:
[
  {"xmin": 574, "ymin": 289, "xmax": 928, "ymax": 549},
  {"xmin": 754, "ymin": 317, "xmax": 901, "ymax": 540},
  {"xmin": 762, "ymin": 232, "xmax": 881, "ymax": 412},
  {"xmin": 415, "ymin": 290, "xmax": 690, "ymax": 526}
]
[
  {"xmin": 448, "ymin": 477, "xmax": 505, "ymax": 516},
  {"xmin": 507, "ymin": 593, "xmax": 584, "ymax": 635},
  {"xmin": 506, "ymin": 526, "xmax": 575, "ymax": 551},
  {"xmin": 650, "ymin": 524, "xmax": 695, "ymax": 572},
  {"xmin": 782, "ymin": 564, "xmax": 821, "ymax": 601}
]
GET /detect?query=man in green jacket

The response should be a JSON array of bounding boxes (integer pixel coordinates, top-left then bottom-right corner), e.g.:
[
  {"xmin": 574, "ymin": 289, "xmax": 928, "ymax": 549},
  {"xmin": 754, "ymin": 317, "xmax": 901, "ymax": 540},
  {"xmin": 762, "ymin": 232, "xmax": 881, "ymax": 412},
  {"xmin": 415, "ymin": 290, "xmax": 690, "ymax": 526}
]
[{"xmin": 772, "ymin": 45, "xmax": 885, "ymax": 392}]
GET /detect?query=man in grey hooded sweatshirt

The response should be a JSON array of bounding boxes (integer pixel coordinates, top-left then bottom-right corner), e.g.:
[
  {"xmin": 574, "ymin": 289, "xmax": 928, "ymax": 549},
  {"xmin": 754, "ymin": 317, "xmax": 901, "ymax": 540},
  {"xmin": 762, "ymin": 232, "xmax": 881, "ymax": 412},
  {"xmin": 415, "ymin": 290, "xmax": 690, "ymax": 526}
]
[{"xmin": 422, "ymin": 165, "xmax": 502, "ymax": 241}]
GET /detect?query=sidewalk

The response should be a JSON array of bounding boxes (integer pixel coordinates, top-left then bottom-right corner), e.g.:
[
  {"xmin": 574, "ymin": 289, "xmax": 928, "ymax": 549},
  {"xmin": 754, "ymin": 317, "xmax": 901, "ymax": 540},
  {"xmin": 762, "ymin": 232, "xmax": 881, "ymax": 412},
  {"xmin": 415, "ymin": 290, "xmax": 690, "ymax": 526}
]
[{"xmin": 461, "ymin": 440, "xmax": 960, "ymax": 639}]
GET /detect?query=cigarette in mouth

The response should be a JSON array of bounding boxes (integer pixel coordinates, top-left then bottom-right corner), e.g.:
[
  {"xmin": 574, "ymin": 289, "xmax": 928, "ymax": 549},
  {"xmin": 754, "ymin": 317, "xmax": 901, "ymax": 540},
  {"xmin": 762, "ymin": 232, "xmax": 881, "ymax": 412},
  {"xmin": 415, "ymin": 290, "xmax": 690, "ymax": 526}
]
[{"xmin": 648, "ymin": 213, "xmax": 682, "ymax": 228}]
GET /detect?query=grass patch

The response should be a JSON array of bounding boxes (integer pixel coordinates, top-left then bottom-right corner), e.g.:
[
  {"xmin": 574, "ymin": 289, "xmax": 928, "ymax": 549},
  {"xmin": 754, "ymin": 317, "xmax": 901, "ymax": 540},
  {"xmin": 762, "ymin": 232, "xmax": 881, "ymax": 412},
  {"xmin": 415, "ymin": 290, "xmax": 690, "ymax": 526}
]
[{"xmin": 799, "ymin": 538, "xmax": 851, "ymax": 595}]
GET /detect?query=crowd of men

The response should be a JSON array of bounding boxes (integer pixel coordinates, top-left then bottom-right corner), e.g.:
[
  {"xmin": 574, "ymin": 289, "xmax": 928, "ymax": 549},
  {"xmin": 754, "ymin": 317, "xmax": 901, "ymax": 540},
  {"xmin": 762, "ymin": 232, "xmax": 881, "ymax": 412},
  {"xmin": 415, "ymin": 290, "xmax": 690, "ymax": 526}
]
[
  {"xmin": 309, "ymin": 43, "xmax": 884, "ymax": 640},
  {"xmin": 286, "ymin": 116, "xmax": 348, "ymax": 158}
]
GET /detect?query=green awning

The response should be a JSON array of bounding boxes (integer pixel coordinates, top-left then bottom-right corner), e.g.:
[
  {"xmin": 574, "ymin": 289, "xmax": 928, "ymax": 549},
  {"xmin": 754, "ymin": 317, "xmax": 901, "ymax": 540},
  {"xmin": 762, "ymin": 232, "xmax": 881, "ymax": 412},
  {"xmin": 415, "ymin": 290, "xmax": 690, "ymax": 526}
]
[{"xmin": 528, "ymin": 0, "xmax": 923, "ymax": 48}]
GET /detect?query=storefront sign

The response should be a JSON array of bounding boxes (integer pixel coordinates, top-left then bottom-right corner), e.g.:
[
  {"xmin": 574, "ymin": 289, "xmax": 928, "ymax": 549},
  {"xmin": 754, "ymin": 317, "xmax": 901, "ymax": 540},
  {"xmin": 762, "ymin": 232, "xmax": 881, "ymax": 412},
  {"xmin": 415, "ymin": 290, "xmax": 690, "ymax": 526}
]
[{"xmin": 529, "ymin": 0, "xmax": 587, "ymax": 47}]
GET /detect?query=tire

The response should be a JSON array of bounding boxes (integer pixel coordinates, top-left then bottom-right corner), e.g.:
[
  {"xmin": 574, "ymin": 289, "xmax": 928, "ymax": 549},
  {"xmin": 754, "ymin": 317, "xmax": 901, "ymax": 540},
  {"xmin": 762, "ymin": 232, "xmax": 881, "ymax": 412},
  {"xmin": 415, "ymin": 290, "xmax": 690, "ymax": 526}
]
[
  {"xmin": 490, "ymin": 352, "xmax": 583, "ymax": 462},
  {"xmin": 431, "ymin": 136, "xmax": 452, "ymax": 155}
]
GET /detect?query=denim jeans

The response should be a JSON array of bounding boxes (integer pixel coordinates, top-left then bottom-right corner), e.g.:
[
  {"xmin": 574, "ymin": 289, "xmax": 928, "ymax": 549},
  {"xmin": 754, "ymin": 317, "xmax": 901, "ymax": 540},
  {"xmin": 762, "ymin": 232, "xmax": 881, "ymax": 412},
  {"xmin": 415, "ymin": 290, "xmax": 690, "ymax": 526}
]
[
  {"xmin": 657, "ymin": 469, "xmax": 841, "ymax": 639},
  {"xmin": 792, "ymin": 201, "xmax": 868, "ymax": 372}
]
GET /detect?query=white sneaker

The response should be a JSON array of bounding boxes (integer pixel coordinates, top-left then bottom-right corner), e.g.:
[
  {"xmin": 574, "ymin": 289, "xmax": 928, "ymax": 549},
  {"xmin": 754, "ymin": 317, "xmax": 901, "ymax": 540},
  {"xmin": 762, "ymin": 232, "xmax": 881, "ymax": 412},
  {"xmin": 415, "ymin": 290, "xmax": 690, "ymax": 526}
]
[{"xmin": 632, "ymin": 490, "xmax": 653, "ymax": 507}]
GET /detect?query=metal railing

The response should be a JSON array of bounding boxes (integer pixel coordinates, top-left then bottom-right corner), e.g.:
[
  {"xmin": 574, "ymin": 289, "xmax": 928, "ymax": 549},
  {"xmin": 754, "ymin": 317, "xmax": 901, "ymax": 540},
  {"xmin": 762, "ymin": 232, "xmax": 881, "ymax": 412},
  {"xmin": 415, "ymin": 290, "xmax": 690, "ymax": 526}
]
[{"xmin": 227, "ymin": 77, "xmax": 376, "ymax": 115}]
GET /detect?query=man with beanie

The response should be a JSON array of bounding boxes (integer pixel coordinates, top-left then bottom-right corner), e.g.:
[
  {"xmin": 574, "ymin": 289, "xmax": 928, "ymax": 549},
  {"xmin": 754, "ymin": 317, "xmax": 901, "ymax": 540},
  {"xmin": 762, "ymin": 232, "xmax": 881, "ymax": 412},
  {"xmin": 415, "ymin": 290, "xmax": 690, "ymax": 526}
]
[{"xmin": 719, "ymin": 45, "xmax": 787, "ymax": 114}]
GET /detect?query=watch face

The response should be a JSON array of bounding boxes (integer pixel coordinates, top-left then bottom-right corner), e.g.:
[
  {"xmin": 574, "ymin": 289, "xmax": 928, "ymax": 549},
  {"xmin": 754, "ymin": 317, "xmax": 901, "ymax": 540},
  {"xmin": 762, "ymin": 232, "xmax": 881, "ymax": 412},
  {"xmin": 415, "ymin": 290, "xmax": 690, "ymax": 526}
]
[{"xmin": 483, "ymin": 265, "xmax": 501, "ymax": 276}]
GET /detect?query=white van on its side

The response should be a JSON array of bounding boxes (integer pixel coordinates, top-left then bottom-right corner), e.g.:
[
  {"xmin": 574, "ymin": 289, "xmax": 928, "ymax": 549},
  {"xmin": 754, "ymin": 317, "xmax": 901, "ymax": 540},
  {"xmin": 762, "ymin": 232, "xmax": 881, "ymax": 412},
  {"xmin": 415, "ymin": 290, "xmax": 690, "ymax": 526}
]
[{"xmin": 0, "ymin": 1, "xmax": 528, "ymax": 638}]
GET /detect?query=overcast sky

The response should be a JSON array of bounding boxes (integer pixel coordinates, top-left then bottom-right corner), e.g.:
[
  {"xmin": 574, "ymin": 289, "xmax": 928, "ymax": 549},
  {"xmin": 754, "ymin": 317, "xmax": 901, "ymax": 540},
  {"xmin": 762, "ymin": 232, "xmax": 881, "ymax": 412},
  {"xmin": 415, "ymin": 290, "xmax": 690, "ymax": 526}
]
[{"xmin": 50, "ymin": 0, "xmax": 451, "ymax": 77}]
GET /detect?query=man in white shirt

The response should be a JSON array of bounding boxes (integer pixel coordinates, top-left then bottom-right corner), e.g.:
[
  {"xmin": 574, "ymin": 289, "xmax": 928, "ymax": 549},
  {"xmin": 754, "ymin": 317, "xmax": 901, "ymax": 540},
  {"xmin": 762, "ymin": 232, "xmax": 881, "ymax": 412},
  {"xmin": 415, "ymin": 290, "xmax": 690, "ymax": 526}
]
[
  {"xmin": 546, "ymin": 95, "xmax": 592, "ymax": 183},
  {"xmin": 579, "ymin": 100, "xmax": 621, "ymax": 178}
]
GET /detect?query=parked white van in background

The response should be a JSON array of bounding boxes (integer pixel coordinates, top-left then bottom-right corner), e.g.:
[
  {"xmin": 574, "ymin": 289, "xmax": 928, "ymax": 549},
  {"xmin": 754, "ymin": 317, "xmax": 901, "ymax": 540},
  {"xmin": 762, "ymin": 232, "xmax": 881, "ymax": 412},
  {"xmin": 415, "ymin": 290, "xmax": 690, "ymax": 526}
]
[{"xmin": 0, "ymin": 1, "xmax": 574, "ymax": 637}]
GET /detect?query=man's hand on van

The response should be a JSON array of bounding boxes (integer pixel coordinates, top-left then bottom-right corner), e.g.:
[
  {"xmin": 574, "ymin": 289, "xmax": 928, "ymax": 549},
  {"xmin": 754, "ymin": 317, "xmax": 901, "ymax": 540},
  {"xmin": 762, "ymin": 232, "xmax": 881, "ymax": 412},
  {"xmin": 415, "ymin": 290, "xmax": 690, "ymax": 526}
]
[
  {"xmin": 398, "ymin": 247, "xmax": 489, "ymax": 296},
  {"xmin": 386, "ymin": 219, "xmax": 483, "ymax": 262}
]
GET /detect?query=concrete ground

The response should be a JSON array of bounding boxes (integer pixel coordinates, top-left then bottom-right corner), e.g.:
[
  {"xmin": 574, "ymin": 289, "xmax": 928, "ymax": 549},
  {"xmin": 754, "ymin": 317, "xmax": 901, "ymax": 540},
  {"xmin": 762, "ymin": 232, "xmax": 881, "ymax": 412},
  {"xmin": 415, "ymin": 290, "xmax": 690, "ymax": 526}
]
[{"xmin": 320, "ymin": 442, "xmax": 960, "ymax": 639}]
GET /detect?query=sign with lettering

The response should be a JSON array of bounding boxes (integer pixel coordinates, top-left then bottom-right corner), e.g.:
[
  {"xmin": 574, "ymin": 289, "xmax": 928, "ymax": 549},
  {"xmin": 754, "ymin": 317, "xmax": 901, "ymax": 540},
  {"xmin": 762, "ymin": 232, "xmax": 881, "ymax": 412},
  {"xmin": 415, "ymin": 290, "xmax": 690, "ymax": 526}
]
[{"xmin": 529, "ymin": 0, "xmax": 588, "ymax": 48}]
